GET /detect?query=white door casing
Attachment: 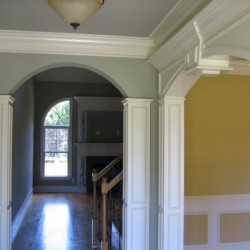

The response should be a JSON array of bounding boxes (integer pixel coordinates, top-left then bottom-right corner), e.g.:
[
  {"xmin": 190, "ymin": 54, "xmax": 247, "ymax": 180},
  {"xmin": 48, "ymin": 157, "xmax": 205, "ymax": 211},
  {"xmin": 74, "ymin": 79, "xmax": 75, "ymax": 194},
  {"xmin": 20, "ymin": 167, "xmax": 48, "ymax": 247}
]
[{"xmin": 0, "ymin": 95, "xmax": 14, "ymax": 250}]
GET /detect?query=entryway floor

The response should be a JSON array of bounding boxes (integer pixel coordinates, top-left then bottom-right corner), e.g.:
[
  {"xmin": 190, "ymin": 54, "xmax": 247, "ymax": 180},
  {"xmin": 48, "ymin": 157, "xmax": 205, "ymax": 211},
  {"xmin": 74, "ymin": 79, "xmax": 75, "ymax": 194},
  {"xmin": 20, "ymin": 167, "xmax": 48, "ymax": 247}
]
[{"xmin": 12, "ymin": 193, "xmax": 94, "ymax": 250}]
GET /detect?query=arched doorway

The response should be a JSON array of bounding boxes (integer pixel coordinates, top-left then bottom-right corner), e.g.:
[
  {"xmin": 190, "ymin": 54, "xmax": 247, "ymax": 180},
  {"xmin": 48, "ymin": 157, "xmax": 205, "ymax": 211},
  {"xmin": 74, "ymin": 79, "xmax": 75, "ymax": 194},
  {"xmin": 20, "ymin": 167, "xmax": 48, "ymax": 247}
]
[
  {"xmin": 155, "ymin": 53, "xmax": 250, "ymax": 250},
  {"xmin": 0, "ymin": 63, "xmax": 154, "ymax": 250},
  {"xmin": 11, "ymin": 66, "xmax": 124, "ymax": 244}
]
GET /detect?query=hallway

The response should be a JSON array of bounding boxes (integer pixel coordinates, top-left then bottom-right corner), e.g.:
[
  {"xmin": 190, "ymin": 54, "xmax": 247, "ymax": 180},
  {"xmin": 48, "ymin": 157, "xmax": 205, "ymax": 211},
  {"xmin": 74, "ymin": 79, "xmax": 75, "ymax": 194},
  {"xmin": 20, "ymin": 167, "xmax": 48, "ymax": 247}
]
[{"xmin": 12, "ymin": 193, "xmax": 94, "ymax": 250}]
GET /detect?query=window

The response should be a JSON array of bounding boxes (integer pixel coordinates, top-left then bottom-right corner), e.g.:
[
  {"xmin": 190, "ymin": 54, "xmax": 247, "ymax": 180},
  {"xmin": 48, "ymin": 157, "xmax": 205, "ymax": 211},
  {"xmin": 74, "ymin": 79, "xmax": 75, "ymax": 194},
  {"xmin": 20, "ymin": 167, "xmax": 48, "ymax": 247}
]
[{"xmin": 42, "ymin": 99, "xmax": 71, "ymax": 178}]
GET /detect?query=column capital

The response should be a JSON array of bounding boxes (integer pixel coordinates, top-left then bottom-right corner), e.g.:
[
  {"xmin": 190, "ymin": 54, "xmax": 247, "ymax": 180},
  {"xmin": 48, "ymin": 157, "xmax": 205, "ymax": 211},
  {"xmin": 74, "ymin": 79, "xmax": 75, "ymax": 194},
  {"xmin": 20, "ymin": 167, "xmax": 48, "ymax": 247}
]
[
  {"xmin": 0, "ymin": 95, "xmax": 15, "ymax": 106},
  {"xmin": 122, "ymin": 98, "xmax": 153, "ymax": 107}
]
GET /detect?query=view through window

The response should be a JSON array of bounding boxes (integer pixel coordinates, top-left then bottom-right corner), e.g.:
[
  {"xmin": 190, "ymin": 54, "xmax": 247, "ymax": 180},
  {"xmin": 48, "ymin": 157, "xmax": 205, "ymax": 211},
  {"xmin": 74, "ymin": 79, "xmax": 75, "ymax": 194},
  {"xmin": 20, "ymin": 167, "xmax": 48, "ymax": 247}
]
[{"xmin": 43, "ymin": 100, "xmax": 70, "ymax": 177}]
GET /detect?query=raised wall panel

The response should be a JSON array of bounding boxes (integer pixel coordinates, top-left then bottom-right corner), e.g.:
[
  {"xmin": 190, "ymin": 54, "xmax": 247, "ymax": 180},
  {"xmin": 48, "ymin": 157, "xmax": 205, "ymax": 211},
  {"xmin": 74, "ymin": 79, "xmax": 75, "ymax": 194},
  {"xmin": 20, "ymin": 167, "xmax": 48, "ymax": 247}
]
[
  {"xmin": 184, "ymin": 214, "xmax": 208, "ymax": 246},
  {"xmin": 220, "ymin": 212, "xmax": 250, "ymax": 244},
  {"xmin": 123, "ymin": 98, "xmax": 152, "ymax": 250},
  {"xmin": 131, "ymin": 208, "xmax": 147, "ymax": 250},
  {"xmin": 168, "ymin": 104, "xmax": 182, "ymax": 209},
  {"xmin": 159, "ymin": 97, "xmax": 185, "ymax": 250},
  {"xmin": 168, "ymin": 214, "xmax": 182, "ymax": 250}
]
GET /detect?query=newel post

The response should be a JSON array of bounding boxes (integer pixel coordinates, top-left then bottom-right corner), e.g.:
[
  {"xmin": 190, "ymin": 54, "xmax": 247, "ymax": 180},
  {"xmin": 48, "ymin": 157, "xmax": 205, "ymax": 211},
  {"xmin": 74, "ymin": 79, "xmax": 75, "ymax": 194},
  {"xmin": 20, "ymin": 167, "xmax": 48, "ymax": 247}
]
[{"xmin": 101, "ymin": 177, "xmax": 109, "ymax": 250}]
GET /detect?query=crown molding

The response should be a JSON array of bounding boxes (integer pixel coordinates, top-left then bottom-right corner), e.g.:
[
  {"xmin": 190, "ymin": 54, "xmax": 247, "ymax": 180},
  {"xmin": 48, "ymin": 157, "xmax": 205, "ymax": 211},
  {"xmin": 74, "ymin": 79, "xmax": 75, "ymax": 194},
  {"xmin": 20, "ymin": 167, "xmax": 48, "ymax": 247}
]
[
  {"xmin": 0, "ymin": 30, "xmax": 156, "ymax": 59},
  {"xmin": 196, "ymin": 0, "xmax": 250, "ymax": 45},
  {"xmin": 149, "ymin": 0, "xmax": 209, "ymax": 47},
  {"xmin": 148, "ymin": 0, "xmax": 250, "ymax": 72},
  {"xmin": 0, "ymin": 1, "xmax": 249, "ymax": 62}
]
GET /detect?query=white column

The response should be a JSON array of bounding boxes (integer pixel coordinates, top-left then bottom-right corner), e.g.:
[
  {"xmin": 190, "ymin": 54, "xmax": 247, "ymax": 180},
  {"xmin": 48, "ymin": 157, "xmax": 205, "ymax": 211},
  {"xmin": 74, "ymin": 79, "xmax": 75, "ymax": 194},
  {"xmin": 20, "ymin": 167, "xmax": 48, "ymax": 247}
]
[
  {"xmin": 122, "ymin": 98, "xmax": 152, "ymax": 250},
  {"xmin": 0, "ymin": 95, "xmax": 14, "ymax": 250},
  {"xmin": 158, "ymin": 96, "xmax": 185, "ymax": 250}
]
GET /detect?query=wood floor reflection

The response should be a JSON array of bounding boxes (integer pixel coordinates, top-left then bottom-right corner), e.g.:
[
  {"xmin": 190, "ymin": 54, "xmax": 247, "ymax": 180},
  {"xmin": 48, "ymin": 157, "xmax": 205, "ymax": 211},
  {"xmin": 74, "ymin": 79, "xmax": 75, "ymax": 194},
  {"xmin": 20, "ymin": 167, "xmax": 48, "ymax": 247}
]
[{"xmin": 12, "ymin": 193, "xmax": 94, "ymax": 250}]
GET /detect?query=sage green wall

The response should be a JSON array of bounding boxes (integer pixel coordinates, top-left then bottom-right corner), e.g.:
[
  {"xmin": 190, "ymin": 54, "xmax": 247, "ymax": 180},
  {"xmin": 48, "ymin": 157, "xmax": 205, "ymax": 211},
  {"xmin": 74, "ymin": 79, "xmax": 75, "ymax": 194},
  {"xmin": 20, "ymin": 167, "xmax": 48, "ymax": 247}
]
[
  {"xmin": 0, "ymin": 52, "xmax": 158, "ymax": 249},
  {"xmin": 0, "ymin": 53, "xmax": 157, "ymax": 98},
  {"xmin": 185, "ymin": 74, "xmax": 250, "ymax": 196}
]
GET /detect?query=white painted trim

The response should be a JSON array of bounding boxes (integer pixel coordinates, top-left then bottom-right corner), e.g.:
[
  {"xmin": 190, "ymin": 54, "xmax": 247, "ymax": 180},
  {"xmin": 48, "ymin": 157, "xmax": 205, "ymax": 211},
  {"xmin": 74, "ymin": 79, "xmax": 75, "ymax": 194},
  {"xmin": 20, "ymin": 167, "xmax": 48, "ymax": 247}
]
[
  {"xmin": 122, "ymin": 98, "xmax": 152, "ymax": 250},
  {"xmin": 0, "ymin": 30, "xmax": 155, "ymax": 59},
  {"xmin": 158, "ymin": 101, "xmax": 164, "ymax": 250},
  {"xmin": 148, "ymin": 0, "xmax": 250, "ymax": 72},
  {"xmin": 197, "ymin": 0, "xmax": 250, "ymax": 44},
  {"xmin": 0, "ymin": 1, "xmax": 248, "ymax": 62},
  {"xmin": 158, "ymin": 97, "xmax": 185, "ymax": 250},
  {"xmin": 184, "ymin": 195, "xmax": 250, "ymax": 250},
  {"xmin": 11, "ymin": 189, "xmax": 33, "ymax": 242},
  {"xmin": 185, "ymin": 195, "xmax": 250, "ymax": 211},
  {"xmin": 149, "ymin": 0, "xmax": 208, "ymax": 47},
  {"xmin": 0, "ymin": 95, "xmax": 14, "ymax": 250}
]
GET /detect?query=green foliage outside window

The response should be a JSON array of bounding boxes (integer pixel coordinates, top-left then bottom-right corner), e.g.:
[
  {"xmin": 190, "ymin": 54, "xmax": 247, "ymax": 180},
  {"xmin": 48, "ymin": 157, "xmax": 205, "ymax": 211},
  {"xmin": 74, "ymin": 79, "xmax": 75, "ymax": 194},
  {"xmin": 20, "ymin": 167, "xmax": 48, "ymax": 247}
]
[{"xmin": 44, "ymin": 100, "xmax": 70, "ymax": 126}]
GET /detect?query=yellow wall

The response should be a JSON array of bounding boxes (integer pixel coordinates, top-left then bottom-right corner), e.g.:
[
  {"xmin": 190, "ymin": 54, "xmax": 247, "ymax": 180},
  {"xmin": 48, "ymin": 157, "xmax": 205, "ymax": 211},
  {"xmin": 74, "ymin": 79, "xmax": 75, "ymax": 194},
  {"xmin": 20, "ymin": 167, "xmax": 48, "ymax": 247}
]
[{"xmin": 185, "ymin": 74, "xmax": 250, "ymax": 196}]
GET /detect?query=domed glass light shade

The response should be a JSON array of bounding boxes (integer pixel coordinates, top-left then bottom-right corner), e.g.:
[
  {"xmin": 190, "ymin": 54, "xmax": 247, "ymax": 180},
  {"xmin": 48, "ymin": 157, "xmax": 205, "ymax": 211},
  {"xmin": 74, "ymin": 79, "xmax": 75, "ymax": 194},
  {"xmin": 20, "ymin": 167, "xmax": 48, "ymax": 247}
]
[{"xmin": 48, "ymin": 0, "xmax": 104, "ymax": 30}]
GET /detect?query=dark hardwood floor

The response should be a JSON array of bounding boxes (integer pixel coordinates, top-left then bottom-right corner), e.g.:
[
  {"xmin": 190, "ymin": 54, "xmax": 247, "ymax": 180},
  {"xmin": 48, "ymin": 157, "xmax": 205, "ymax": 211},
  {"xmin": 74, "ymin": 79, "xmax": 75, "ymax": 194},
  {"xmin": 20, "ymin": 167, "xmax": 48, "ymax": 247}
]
[{"xmin": 12, "ymin": 193, "xmax": 94, "ymax": 250}]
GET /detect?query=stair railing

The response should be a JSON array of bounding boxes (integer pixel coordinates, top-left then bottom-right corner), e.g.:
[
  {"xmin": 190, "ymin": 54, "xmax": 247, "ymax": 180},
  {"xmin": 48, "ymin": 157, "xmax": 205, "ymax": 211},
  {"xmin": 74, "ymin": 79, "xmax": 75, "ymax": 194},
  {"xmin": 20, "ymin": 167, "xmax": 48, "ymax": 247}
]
[
  {"xmin": 101, "ymin": 171, "xmax": 123, "ymax": 250},
  {"xmin": 91, "ymin": 154, "xmax": 123, "ymax": 248}
]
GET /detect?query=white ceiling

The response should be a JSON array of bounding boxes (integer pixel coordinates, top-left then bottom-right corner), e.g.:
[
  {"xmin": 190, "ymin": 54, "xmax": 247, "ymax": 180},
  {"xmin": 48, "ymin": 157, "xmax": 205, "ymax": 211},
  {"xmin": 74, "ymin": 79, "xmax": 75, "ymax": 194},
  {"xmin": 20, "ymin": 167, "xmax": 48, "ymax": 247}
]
[{"xmin": 0, "ymin": 0, "xmax": 210, "ymax": 38}]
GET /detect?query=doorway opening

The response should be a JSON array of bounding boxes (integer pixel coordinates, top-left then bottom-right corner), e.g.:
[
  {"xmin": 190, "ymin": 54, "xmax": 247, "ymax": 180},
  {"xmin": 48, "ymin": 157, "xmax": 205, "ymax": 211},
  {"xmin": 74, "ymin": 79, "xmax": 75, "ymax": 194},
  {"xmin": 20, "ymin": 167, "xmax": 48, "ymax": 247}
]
[{"xmin": 11, "ymin": 66, "xmax": 124, "ymax": 249}]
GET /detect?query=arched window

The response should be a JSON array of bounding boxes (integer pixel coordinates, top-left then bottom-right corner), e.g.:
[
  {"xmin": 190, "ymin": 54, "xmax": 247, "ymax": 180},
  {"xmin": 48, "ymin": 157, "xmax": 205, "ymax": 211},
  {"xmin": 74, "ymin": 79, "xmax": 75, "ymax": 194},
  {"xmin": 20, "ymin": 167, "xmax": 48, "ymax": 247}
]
[{"xmin": 42, "ymin": 99, "xmax": 71, "ymax": 178}]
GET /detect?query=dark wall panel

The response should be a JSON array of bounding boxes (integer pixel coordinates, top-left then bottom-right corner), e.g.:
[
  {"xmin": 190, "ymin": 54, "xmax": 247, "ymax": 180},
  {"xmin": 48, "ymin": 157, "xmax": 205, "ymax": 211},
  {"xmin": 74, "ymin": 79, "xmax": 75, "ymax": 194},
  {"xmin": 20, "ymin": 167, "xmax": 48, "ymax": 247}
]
[
  {"xmin": 12, "ymin": 80, "xmax": 34, "ymax": 221},
  {"xmin": 34, "ymin": 81, "xmax": 122, "ymax": 187}
]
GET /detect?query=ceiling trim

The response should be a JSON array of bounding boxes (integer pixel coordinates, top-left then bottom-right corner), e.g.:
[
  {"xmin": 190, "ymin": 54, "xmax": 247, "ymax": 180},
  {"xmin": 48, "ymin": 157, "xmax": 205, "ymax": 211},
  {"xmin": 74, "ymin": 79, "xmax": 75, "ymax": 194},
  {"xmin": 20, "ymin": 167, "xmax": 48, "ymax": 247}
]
[
  {"xmin": 148, "ymin": 0, "xmax": 250, "ymax": 72},
  {"xmin": 149, "ymin": 0, "xmax": 208, "ymax": 47},
  {"xmin": 0, "ymin": 30, "xmax": 156, "ymax": 59}
]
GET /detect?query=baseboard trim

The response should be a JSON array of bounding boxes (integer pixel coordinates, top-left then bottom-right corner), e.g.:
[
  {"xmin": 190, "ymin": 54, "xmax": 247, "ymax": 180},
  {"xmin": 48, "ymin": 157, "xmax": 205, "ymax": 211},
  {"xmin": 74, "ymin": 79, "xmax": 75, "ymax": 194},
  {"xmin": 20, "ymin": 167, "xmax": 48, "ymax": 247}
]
[
  {"xmin": 11, "ymin": 188, "xmax": 33, "ymax": 242},
  {"xmin": 33, "ymin": 185, "xmax": 86, "ymax": 193}
]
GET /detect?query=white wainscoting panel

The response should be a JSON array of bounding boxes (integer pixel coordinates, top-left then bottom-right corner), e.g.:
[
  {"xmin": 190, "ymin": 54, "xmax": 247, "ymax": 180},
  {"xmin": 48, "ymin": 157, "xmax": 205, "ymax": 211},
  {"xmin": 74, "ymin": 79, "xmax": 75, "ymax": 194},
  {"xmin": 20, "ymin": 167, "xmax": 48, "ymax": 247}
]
[{"xmin": 185, "ymin": 195, "xmax": 250, "ymax": 250}]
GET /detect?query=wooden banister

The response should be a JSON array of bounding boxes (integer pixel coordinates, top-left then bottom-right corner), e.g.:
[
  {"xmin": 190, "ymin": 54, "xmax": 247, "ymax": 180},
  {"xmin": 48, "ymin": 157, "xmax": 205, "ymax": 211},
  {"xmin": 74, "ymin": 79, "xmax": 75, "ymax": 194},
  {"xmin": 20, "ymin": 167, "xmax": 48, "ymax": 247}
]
[
  {"xmin": 92, "ymin": 154, "xmax": 123, "ymax": 183},
  {"xmin": 101, "ymin": 171, "xmax": 123, "ymax": 250},
  {"xmin": 101, "ymin": 177, "xmax": 109, "ymax": 250},
  {"xmin": 107, "ymin": 171, "xmax": 123, "ymax": 192},
  {"xmin": 91, "ymin": 154, "xmax": 123, "ymax": 249}
]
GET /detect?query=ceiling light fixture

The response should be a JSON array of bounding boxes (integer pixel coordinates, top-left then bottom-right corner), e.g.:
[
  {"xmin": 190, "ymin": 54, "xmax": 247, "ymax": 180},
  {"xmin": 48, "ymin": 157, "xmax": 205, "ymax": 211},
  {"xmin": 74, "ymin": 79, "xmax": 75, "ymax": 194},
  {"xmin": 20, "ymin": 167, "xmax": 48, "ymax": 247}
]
[{"xmin": 48, "ymin": 0, "xmax": 104, "ymax": 30}]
